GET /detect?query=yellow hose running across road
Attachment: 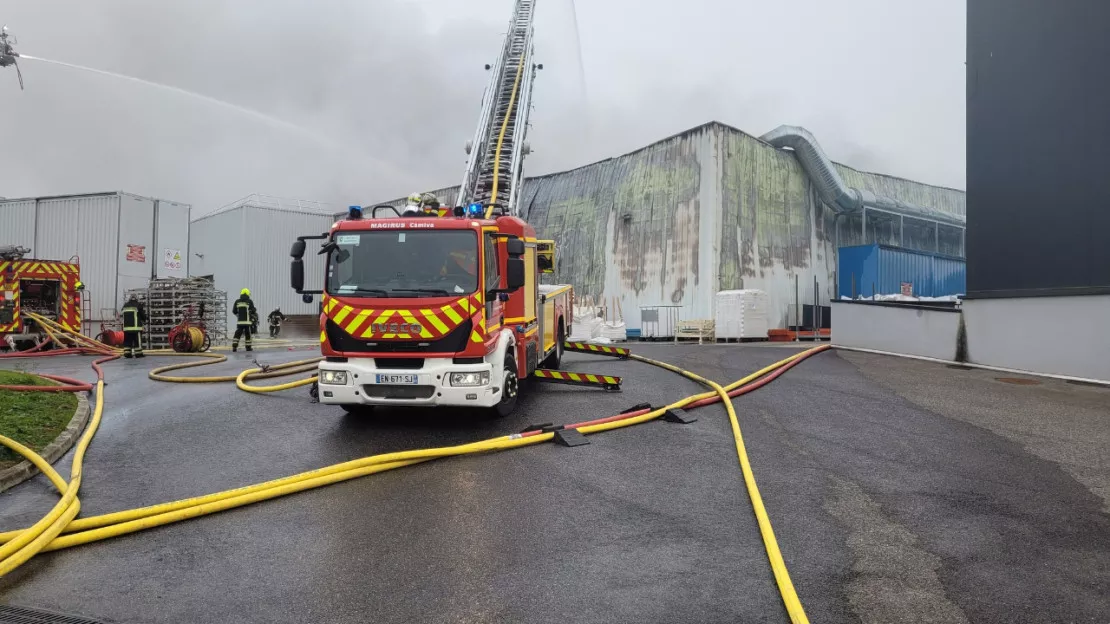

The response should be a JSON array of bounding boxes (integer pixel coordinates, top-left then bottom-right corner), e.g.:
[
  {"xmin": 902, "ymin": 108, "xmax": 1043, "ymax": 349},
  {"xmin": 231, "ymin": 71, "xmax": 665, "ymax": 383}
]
[
  {"xmin": 0, "ymin": 342, "xmax": 822, "ymax": 623},
  {"xmin": 147, "ymin": 352, "xmax": 321, "ymax": 392},
  {"xmin": 1, "ymin": 317, "xmax": 818, "ymax": 620}
]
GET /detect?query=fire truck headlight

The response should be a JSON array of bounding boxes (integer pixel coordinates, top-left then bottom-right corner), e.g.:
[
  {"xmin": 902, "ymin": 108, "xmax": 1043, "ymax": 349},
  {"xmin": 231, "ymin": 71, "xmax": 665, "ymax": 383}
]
[
  {"xmin": 449, "ymin": 371, "xmax": 490, "ymax": 387},
  {"xmin": 319, "ymin": 370, "xmax": 348, "ymax": 385}
]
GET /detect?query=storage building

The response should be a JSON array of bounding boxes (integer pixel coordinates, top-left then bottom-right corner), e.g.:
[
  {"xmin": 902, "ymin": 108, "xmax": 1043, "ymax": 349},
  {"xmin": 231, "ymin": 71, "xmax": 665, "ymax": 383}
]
[
  {"xmin": 0, "ymin": 191, "xmax": 191, "ymax": 323},
  {"xmin": 361, "ymin": 121, "xmax": 967, "ymax": 331},
  {"xmin": 189, "ymin": 194, "xmax": 335, "ymax": 332}
]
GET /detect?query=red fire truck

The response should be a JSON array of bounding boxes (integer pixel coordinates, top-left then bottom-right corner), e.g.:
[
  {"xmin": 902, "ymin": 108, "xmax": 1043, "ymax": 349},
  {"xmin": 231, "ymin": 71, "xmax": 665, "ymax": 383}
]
[
  {"xmin": 291, "ymin": 206, "xmax": 572, "ymax": 416},
  {"xmin": 0, "ymin": 246, "xmax": 83, "ymax": 350}
]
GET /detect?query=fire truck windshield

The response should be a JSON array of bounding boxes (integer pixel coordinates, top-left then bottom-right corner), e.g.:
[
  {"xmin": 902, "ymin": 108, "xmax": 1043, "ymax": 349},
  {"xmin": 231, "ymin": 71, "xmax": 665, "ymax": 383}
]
[{"xmin": 326, "ymin": 230, "xmax": 479, "ymax": 298}]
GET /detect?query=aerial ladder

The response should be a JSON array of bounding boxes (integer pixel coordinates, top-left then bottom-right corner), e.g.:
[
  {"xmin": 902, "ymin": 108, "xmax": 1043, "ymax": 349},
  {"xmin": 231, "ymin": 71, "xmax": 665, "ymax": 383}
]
[{"xmin": 459, "ymin": 0, "xmax": 542, "ymax": 219}]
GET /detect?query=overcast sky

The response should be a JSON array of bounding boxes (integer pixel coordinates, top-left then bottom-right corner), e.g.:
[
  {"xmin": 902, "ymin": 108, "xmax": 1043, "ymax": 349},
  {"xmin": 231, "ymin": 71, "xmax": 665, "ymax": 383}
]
[{"xmin": 0, "ymin": 0, "xmax": 965, "ymax": 215}]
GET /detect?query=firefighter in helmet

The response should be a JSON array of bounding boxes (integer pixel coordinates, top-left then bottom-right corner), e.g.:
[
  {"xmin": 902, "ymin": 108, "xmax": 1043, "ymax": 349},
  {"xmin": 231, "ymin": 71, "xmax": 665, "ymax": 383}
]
[
  {"xmin": 402, "ymin": 193, "xmax": 423, "ymax": 216},
  {"xmin": 120, "ymin": 295, "xmax": 146, "ymax": 358},
  {"xmin": 267, "ymin": 307, "xmax": 287, "ymax": 338},
  {"xmin": 232, "ymin": 288, "xmax": 258, "ymax": 352},
  {"xmin": 420, "ymin": 192, "xmax": 441, "ymax": 215}
]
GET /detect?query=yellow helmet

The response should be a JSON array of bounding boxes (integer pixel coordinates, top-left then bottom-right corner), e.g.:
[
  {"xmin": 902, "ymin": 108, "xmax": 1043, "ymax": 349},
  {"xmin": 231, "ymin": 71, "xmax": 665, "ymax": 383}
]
[{"xmin": 241, "ymin": 288, "xmax": 251, "ymax": 296}]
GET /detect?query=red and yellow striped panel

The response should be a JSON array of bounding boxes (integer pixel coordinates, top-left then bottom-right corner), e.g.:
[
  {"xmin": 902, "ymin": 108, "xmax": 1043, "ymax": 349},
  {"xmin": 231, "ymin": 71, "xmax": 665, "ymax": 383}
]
[
  {"xmin": 532, "ymin": 369, "xmax": 622, "ymax": 386},
  {"xmin": 0, "ymin": 260, "xmax": 79, "ymax": 277},
  {"xmin": 0, "ymin": 272, "xmax": 16, "ymax": 333},
  {"xmin": 322, "ymin": 292, "xmax": 487, "ymax": 342},
  {"xmin": 0, "ymin": 260, "xmax": 81, "ymax": 333},
  {"xmin": 563, "ymin": 342, "xmax": 631, "ymax": 358}
]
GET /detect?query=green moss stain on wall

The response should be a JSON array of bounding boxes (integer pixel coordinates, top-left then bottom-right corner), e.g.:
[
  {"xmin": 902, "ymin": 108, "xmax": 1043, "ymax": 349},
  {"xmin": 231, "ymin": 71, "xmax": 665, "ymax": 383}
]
[
  {"xmin": 719, "ymin": 129, "xmax": 814, "ymax": 287},
  {"xmin": 525, "ymin": 129, "xmax": 702, "ymax": 301}
]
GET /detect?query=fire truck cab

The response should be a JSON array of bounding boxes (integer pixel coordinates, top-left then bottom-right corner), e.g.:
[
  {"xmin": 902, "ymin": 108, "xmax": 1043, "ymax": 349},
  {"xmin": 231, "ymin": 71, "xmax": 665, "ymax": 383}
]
[
  {"xmin": 0, "ymin": 246, "xmax": 83, "ymax": 351},
  {"xmin": 291, "ymin": 204, "xmax": 572, "ymax": 416}
]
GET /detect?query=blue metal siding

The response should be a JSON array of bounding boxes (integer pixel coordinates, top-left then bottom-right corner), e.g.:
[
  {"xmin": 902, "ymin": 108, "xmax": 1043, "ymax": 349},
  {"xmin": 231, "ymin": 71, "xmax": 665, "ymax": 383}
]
[
  {"xmin": 838, "ymin": 244, "xmax": 966, "ymax": 298},
  {"xmin": 838, "ymin": 244, "xmax": 880, "ymax": 298},
  {"xmin": 931, "ymin": 254, "xmax": 967, "ymax": 297}
]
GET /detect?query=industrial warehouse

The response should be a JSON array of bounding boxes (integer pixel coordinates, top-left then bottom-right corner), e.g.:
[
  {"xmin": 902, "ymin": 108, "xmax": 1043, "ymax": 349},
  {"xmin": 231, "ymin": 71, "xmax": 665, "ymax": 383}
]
[{"xmin": 1, "ymin": 2, "xmax": 1108, "ymax": 624}]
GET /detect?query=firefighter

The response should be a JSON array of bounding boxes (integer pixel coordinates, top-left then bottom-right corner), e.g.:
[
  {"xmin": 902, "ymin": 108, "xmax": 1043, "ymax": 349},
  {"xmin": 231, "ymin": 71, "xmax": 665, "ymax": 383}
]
[
  {"xmin": 120, "ymin": 295, "xmax": 146, "ymax": 359},
  {"xmin": 232, "ymin": 288, "xmax": 258, "ymax": 352},
  {"xmin": 420, "ymin": 192, "xmax": 441, "ymax": 215},
  {"xmin": 402, "ymin": 193, "xmax": 423, "ymax": 215},
  {"xmin": 267, "ymin": 307, "xmax": 286, "ymax": 338}
]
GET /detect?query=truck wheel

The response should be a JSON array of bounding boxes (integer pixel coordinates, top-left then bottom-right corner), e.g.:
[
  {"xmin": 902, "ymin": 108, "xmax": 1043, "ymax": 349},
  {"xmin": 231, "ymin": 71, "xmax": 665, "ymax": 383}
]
[{"xmin": 492, "ymin": 356, "xmax": 519, "ymax": 417}]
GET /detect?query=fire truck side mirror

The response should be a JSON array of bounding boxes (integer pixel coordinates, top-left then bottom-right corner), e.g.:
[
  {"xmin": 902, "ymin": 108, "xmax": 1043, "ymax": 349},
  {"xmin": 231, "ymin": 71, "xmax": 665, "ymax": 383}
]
[
  {"xmin": 291, "ymin": 259, "xmax": 305, "ymax": 292},
  {"xmin": 506, "ymin": 257, "xmax": 525, "ymax": 291},
  {"xmin": 290, "ymin": 240, "xmax": 306, "ymax": 259},
  {"xmin": 505, "ymin": 237, "xmax": 525, "ymax": 257}
]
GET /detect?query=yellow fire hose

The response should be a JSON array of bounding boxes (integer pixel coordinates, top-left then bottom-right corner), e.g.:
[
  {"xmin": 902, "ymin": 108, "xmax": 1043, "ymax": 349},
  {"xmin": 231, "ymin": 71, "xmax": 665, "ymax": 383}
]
[
  {"xmin": 0, "ymin": 321, "xmax": 820, "ymax": 623},
  {"xmin": 147, "ymin": 353, "xmax": 321, "ymax": 393}
]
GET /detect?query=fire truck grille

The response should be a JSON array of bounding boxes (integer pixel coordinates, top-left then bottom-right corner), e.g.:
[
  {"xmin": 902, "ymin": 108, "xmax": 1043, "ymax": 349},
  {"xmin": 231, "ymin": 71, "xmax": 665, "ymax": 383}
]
[
  {"xmin": 362, "ymin": 385, "xmax": 437, "ymax": 400},
  {"xmin": 326, "ymin": 319, "xmax": 472, "ymax": 353}
]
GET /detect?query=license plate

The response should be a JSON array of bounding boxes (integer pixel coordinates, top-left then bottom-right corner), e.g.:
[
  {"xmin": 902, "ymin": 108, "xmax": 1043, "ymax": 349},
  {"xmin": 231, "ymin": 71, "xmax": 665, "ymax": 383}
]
[{"xmin": 374, "ymin": 374, "xmax": 418, "ymax": 384}]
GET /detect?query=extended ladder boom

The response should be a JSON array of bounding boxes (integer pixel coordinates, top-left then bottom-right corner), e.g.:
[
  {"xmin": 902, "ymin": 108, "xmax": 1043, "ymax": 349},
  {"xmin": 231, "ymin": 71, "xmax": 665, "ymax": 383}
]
[{"xmin": 459, "ymin": 0, "xmax": 540, "ymax": 217}]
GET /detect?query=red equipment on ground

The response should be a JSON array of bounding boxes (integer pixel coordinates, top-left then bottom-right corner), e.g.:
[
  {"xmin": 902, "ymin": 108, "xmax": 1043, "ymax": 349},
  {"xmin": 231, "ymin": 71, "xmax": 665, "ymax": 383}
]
[{"xmin": 168, "ymin": 304, "xmax": 211, "ymax": 353}]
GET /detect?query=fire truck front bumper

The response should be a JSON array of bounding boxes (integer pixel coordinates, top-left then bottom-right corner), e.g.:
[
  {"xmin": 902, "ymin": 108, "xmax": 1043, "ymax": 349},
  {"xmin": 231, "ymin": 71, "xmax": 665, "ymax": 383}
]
[{"xmin": 315, "ymin": 358, "xmax": 501, "ymax": 408}]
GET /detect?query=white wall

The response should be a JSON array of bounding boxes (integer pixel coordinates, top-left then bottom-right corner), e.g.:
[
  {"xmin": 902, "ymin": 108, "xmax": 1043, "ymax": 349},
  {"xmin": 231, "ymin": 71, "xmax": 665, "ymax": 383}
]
[
  {"xmin": 963, "ymin": 295, "xmax": 1110, "ymax": 382},
  {"xmin": 155, "ymin": 199, "xmax": 191, "ymax": 279},
  {"xmin": 831, "ymin": 301, "xmax": 962, "ymax": 361},
  {"xmin": 2, "ymin": 192, "xmax": 192, "ymax": 320},
  {"xmin": 116, "ymin": 194, "xmax": 156, "ymax": 308},
  {"xmin": 0, "ymin": 200, "xmax": 36, "ymax": 248},
  {"xmin": 190, "ymin": 204, "xmax": 333, "ymax": 332},
  {"xmin": 189, "ymin": 208, "xmax": 244, "ymax": 333},
  {"xmin": 34, "ymin": 194, "xmax": 121, "ymax": 318}
]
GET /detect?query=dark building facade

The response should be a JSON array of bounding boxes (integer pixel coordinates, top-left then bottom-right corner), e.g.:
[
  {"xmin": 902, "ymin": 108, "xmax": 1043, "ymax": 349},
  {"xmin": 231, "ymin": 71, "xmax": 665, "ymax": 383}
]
[{"xmin": 966, "ymin": 0, "xmax": 1110, "ymax": 297}]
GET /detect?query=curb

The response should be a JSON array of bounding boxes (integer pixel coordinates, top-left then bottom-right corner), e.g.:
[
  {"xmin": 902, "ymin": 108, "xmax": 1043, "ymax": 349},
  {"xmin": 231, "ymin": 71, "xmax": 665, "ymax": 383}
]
[{"xmin": 0, "ymin": 391, "xmax": 91, "ymax": 494}]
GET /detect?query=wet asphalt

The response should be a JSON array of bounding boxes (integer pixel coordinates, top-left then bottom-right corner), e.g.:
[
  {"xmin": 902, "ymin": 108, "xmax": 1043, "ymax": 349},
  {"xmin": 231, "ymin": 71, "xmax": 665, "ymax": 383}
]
[{"xmin": 0, "ymin": 343, "xmax": 1108, "ymax": 623}]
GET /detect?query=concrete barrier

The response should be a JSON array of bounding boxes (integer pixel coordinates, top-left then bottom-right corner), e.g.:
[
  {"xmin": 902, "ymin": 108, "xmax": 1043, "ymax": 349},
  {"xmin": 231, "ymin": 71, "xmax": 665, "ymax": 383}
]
[{"xmin": 831, "ymin": 300, "xmax": 962, "ymax": 361}]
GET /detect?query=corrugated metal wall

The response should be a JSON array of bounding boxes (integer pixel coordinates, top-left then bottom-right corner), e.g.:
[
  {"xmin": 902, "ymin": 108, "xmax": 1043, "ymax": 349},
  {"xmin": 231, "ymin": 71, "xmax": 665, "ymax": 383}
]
[
  {"xmin": 837, "ymin": 244, "xmax": 966, "ymax": 298},
  {"xmin": 1, "ymin": 192, "xmax": 193, "ymax": 320},
  {"xmin": 117, "ymin": 194, "xmax": 157, "ymax": 310},
  {"xmin": 36, "ymin": 194, "xmax": 120, "ymax": 318},
  {"xmin": 526, "ymin": 127, "xmax": 720, "ymax": 321},
  {"xmin": 155, "ymin": 199, "xmax": 191, "ymax": 280},
  {"xmin": 190, "ymin": 205, "xmax": 333, "ymax": 332},
  {"xmin": 362, "ymin": 121, "xmax": 967, "ymax": 330},
  {"xmin": 0, "ymin": 200, "xmax": 36, "ymax": 248},
  {"xmin": 189, "ymin": 209, "xmax": 243, "ymax": 331}
]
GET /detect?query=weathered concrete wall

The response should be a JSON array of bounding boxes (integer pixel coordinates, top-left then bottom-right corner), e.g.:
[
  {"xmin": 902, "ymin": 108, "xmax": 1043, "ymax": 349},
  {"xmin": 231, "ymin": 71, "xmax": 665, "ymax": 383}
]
[
  {"xmin": 524, "ymin": 127, "xmax": 718, "ymax": 322},
  {"xmin": 365, "ymin": 121, "xmax": 966, "ymax": 330}
]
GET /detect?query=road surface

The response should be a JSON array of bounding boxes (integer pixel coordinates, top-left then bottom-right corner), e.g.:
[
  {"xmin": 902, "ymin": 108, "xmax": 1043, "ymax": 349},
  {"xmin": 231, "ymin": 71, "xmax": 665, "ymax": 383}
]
[{"xmin": 1, "ymin": 344, "xmax": 1107, "ymax": 623}]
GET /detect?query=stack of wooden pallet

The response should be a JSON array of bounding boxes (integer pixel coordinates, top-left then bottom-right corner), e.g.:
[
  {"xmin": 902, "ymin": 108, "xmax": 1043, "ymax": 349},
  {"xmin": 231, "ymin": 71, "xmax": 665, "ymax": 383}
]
[{"xmin": 675, "ymin": 319, "xmax": 715, "ymax": 343}]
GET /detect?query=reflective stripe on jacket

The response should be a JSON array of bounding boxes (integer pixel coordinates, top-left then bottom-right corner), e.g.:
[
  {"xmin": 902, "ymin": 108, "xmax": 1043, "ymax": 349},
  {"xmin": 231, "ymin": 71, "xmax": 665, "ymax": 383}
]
[
  {"xmin": 235, "ymin": 300, "xmax": 253, "ymax": 326},
  {"xmin": 121, "ymin": 306, "xmax": 141, "ymax": 331}
]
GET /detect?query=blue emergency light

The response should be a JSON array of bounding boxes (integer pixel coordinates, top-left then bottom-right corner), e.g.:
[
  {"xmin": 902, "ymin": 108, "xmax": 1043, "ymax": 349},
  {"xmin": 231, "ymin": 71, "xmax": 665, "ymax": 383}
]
[
  {"xmin": 467, "ymin": 203, "xmax": 484, "ymax": 216},
  {"xmin": 348, "ymin": 205, "xmax": 363, "ymax": 219}
]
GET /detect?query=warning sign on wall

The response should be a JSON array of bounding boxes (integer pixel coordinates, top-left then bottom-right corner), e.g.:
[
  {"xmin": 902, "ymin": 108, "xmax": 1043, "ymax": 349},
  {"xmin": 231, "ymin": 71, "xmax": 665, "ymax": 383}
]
[
  {"xmin": 163, "ymin": 248, "xmax": 183, "ymax": 271},
  {"xmin": 900, "ymin": 282, "xmax": 913, "ymax": 297},
  {"xmin": 125, "ymin": 244, "xmax": 146, "ymax": 263}
]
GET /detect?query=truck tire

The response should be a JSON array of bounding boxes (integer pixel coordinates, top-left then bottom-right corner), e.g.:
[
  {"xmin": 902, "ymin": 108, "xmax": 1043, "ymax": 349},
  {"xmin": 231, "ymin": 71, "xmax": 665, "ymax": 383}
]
[
  {"xmin": 492, "ymin": 355, "xmax": 519, "ymax": 417},
  {"xmin": 542, "ymin": 322, "xmax": 565, "ymax": 369}
]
